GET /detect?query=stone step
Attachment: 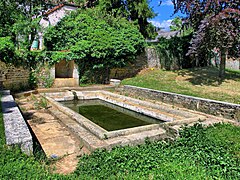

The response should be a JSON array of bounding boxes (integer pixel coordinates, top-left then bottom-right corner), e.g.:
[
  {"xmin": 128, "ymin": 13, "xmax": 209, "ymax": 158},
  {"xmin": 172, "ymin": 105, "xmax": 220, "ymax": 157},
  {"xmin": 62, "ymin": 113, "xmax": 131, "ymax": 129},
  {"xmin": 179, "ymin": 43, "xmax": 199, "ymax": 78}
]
[
  {"xmin": 105, "ymin": 127, "xmax": 168, "ymax": 149},
  {"xmin": 49, "ymin": 106, "xmax": 108, "ymax": 152},
  {"xmin": 49, "ymin": 104, "xmax": 169, "ymax": 151}
]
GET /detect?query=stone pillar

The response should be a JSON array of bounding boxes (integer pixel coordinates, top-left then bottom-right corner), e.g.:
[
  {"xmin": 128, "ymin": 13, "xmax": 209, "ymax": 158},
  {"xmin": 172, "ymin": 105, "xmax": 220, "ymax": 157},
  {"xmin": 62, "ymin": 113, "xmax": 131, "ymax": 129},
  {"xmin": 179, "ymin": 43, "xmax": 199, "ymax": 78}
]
[
  {"xmin": 50, "ymin": 66, "xmax": 55, "ymax": 80},
  {"xmin": 73, "ymin": 62, "xmax": 79, "ymax": 86}
]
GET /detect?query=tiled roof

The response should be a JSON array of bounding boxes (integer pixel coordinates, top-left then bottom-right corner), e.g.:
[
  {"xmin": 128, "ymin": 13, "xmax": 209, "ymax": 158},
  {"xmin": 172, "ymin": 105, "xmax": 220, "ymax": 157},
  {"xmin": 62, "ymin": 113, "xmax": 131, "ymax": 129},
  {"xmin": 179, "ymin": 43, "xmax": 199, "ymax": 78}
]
[
  {"xmin": 146, "ymin": 30, "xmax": 180, "ymax": 42},
  {"xmin": 44, "ymin": 3, "xmax": 79, "ymax": 16},
  {"xmin": 44, "ymin": 4, "xmax": 64, "ymax": 15}
]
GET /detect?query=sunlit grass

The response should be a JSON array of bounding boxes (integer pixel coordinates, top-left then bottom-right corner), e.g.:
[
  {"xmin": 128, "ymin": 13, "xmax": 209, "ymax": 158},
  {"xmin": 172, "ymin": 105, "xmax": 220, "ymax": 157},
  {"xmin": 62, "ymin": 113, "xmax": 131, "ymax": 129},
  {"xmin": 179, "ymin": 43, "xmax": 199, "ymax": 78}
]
[{"xmin": 122, "ymin": 67, "xmax": 240, "ymax": 104}]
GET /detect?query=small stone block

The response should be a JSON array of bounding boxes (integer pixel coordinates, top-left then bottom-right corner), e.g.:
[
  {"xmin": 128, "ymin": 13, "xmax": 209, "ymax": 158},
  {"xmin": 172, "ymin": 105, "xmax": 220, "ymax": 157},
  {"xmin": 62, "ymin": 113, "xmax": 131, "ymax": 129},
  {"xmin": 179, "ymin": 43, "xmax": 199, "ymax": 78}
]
[{"xmin": 110, "ymin": 79, "xmax": 121, "ymax": 86}]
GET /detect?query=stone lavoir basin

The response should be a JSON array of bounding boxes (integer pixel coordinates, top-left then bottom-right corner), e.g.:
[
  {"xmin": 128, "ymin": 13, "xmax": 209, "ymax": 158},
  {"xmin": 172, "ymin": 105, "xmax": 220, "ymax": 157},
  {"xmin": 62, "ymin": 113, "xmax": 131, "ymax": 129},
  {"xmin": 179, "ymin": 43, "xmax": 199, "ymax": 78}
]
[
  {"xmin": 43, "ymin": 90, "xmax": 206, "ymax": 151},
  {"xmin": 62, "ymin": 99, "xmax": 163, "ymax": 131}
]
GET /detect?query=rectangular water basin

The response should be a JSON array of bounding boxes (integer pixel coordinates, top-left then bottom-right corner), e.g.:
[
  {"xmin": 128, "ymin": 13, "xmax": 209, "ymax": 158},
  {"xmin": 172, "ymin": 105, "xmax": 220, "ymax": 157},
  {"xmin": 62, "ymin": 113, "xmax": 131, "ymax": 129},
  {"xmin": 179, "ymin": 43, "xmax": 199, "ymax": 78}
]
[
  {"xmin": 62, "ymin": 99, "xmax": 163, "ymax": 131},
  {"xmin": 44, "ymin": 90, "xmax": 204, "ymax": 141}
]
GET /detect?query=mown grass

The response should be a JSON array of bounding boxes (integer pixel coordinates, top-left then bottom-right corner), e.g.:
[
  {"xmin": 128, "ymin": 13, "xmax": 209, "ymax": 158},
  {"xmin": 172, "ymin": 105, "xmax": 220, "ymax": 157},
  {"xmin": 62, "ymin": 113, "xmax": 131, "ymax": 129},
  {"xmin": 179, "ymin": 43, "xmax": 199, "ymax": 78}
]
[
  {"xmin": 122, "ymin": 67, "xmax": 240, "ymax": 104},
  {"xmin": 0, "ymin": 96, "xmax": 240, "ymax": 179}
]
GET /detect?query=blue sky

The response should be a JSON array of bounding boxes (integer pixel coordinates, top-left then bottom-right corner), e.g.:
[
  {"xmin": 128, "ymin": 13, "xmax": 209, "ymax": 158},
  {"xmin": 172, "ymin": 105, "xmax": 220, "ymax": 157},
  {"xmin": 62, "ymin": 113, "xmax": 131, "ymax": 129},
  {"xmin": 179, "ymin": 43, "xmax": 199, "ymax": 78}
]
[{"xmin": 149, "ymin": 0, "xmax": 183, "ymax": 31}]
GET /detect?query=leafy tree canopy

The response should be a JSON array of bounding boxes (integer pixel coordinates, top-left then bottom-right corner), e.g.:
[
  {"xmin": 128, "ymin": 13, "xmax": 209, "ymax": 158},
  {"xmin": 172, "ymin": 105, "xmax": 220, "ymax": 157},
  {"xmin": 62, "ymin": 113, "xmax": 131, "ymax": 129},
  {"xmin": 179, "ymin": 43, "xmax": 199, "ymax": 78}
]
[
  {"xmin": 44, "ymin": 9, "xmax": 145, "ymax": 83},
  {"xmin": 0, "ymin": 0, "xmax": 53, "ymax": 66},
  {"xmin": 95, "ymin": 0, "xmax": 157, "ymax": 39},
  {"xmin": 172, "ymin": 0, "xmax": 240, "ymax": 77},
  {"xmin": 170, "ymin": 17, "xmax": 182, "ymax": 31},
  {"xmin": 170, "ymin": 17, "xmax": 193, "ymax": 36}
]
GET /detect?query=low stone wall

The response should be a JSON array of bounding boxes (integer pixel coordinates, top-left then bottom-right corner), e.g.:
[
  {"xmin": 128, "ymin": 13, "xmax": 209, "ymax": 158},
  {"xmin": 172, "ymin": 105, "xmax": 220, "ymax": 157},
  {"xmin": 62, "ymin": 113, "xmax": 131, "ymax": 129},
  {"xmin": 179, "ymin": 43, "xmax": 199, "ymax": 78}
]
[
  {"xmin": 0, "ymin": 61, "xmax": 30, "ymax": 91},
  {"xmin": 225, "ymin": 58, "xmax": 240, "ymax": 70},
  {"xmin": 123, "ymin": 85, "xmax": 240, "ymax": 121},
  {"xmin": 211, "ymin": 57, "xmax": 240, "ymax": 70},
  {"xmin": 1, "ymin": 90, "xmax": 33, "ymax": 155}
]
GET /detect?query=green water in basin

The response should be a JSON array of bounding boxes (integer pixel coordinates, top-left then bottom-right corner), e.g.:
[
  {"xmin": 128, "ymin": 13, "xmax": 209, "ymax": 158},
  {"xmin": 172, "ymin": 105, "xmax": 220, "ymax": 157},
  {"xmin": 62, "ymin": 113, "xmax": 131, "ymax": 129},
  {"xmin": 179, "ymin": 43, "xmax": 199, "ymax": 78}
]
[{"xmin": 62, "ymin": 99, "xmax": 162, "ymax": 131}]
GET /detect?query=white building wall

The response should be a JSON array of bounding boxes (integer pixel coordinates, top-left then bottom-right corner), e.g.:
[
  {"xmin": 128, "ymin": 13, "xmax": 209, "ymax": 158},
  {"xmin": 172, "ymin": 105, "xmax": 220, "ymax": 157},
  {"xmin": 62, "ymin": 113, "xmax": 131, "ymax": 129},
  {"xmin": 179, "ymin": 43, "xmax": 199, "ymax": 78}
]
[{"xmin": 38, "ymin": 5, "xmax": 78, "ymax": 49}]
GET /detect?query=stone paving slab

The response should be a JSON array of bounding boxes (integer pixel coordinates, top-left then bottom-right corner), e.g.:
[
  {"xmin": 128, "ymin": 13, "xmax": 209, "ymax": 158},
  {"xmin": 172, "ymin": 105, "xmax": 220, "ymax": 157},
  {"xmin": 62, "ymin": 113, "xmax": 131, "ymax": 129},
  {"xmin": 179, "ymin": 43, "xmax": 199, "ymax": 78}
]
[
  {"xmin": 1, "ymin": 90, "xmax": 33, "ymax": 155},
  {"xmin": 16, "ymin": 95, "xmax": 89, "ymax": 160}
]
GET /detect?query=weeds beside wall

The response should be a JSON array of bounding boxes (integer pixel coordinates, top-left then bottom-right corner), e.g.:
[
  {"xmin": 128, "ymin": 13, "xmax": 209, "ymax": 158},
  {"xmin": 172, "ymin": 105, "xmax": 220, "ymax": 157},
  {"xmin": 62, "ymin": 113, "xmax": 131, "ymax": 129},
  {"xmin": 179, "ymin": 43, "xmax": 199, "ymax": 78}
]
[{"xmin": 29, "ymin": 62, "xmax": 54, "ymax": 88}]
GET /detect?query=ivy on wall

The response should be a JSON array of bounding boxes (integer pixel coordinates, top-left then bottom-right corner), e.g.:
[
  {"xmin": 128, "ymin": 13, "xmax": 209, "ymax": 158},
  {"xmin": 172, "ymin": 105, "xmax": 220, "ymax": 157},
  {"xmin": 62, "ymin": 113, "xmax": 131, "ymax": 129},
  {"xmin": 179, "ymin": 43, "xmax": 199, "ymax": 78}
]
[{"xmin": 148, "ymin": 35, "xmax": 195, "ymax": 70}]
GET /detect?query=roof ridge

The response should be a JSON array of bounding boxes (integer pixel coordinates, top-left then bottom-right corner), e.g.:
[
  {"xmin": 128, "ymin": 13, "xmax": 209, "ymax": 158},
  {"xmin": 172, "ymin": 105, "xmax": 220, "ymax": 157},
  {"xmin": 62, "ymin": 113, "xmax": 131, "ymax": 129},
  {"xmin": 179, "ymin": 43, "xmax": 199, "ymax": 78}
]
[{"xmin": 44, "ymin": 3, "xmax": 79, "ymax": 16}]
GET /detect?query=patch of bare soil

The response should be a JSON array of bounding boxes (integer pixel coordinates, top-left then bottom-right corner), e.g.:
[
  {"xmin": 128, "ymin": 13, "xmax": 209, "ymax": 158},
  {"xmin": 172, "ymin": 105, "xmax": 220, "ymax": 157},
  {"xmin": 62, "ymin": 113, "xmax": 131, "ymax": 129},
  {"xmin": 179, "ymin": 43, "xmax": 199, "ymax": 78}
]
[
  {"xmin": 16, "ymin": 94, "xmax": 90, "ymax": 174},
  {"xmin": 52, "ymin": 146, "xmax": 90, "ymax": 175},
  {"xmin": 138, "ymin": 68, "xmax": 157, "ymax": 75}
]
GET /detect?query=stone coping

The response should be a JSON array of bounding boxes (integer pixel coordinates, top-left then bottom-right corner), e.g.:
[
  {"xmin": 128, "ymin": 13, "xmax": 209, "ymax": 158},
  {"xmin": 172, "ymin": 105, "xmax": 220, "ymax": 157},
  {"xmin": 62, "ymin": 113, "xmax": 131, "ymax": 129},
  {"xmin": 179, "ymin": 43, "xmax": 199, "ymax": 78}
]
[
  {"xmin": 124, "ymin": 85, "xmax": 240, "ymax": 106},
  {"xmin": 123, "ymin": 85, "xmax": 240, "ymax": 120},
  {"xmin": 0, "ymin": 90, "xmax": 33, "ymax": 155},
  {"xmin": 45, "ymin": 95, "xmax": 161, "ymax": 140},
  {"xmin": 13, "ymin": 85, "xmax": 115, "ymax": 98},
  {"xmin": 43, "ymin": 90, "xmax": 205, "ymax": 140}
]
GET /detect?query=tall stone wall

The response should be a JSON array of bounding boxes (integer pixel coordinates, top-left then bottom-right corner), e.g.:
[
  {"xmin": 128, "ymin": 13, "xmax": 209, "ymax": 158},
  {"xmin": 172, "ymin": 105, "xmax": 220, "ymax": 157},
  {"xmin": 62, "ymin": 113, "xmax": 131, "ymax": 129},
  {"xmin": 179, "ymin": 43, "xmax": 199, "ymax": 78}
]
[
  {"xmin": 0, "ymin": 61, "xmax": 30, "ymax": 91},
  {"xmin": 110, "ymin": 48, "xmax": 161, "ymax": 80},
  {"xmin": 110, "ymin": 52, "xmax": 148, "ymax": 80}
]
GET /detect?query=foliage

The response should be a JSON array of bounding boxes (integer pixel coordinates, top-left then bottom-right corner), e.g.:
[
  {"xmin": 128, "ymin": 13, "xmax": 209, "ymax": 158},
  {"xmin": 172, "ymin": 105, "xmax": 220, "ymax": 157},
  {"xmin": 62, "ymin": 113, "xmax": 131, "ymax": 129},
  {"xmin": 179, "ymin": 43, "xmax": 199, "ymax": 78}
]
[
  {"xmin": 0, "ymin": 37, "xmax": 15, "ymax": 64},
  {"xmin": 172, "ymin": 0, "xmax": 240, "ymax": 77},
  {"xmin": 33, "ymin": 96, "xmax": 49, "ymax": 109},
  {"xmin": 44, "ymin": 9, "xmax": 145, "ymax": 83},
  {"xmin": 98, "ymin": 0, "xmax": 157, "ymax": 38},
  {"xmin": 29, "ymin": 61, "xmax": 54, "ymax": 88},
  {"xmin": 122, "ymin": 67, "xmax": 240, "ymax": 104},
  {"xmin": 75, "ymin": 123, "xmax": 240, "ymax": 179},
  {"xmin": 0, "ymin": 0, "xmax": 53, "ymax": 66},
  {"xmin": 153, "ymin": 34, "xmax": 193, "ymax": 70},
  {"xmin": 170, "ymin": 16, "xmax": 193, "ymax": 36},
  {"xmin": 170, "ymin": 16, "xmax": 182, "ymax": 31},
  {"xmin": 73, "ymin": 0, "xmax": 98, "ymax": 7}
]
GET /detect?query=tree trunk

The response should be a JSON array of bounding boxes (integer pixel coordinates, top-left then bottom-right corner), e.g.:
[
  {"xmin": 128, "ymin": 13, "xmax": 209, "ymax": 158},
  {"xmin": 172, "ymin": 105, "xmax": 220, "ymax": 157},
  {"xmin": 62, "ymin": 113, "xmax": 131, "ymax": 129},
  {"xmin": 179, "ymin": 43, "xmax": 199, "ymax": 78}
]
[
  {"xmin": 219, "ymin": 49, "xmax": 227, "ymax": 79},
  {"xmin": 103, "ymin": 67, "xmax": 110, "ymax": 84},
  {"xmin": 195, "ymin": 55, "xmax": 199, "ymax": 67}
]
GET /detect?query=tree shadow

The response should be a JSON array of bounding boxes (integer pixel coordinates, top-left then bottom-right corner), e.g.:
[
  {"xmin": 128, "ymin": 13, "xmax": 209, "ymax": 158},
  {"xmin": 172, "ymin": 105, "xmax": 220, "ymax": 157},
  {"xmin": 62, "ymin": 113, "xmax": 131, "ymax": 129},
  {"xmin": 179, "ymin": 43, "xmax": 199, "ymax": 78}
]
[{"xmin": 176, "ymin": 67, "xmax": 240, "ymax": 86}]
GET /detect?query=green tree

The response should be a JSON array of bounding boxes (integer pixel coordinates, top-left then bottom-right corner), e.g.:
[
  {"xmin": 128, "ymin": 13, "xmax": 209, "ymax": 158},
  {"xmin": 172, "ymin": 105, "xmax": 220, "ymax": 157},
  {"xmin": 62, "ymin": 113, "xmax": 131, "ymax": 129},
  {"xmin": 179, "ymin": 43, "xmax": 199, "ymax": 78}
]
[
  {"xmin": 170, "ymin": 17, "xmax": 193, "ymax": 36},
  {"xmin": 0, "ymin": 0, "xmax": 53, "ymax": 66},
  {"xmin": 44, "ymin": 9, "xmax": 145, "ymax": 83},
  {"xmin": 172, "ymin": 0, "xmax": 240, "ymax": 78},
  {"xmin": 98, "ymin": 0, "xmax": 156, "ymax": 38},
  {"xmin": 170, "ymin": 17, "xmax": 182, "ymax": 31},
  {"xmin": 0, "ymin": 37, "xmax": 15, "ymax": 64}
]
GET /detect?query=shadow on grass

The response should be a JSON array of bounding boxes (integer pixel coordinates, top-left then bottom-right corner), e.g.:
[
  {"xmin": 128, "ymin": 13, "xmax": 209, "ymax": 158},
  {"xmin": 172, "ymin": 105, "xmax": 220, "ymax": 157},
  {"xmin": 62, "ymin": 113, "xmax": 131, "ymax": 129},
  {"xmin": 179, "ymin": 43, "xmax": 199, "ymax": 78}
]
[{"xmin": 176, "ymin": 66, "xmax": 240, "ymax": 86}]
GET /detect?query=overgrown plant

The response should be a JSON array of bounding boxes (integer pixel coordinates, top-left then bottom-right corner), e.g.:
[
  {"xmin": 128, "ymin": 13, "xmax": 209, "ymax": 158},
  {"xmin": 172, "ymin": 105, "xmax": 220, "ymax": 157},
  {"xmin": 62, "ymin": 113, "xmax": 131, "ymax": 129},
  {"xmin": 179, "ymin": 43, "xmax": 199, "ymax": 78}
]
[
  {"xmin": 75, "ymin": 123, "xmax": 240, "ymax": 179},
  {"xmin": 33, "ymin": 97, "xmax": 48, "ymax": 109},
  {"xmin": 44, "ymin": 9, "xmax": 145, "ymax": 84},
  {"xmin": 151, "ymin": 35, "xmax": 193, "ymax": 70},
  {"xmin": 29, "ymin": 62, "xmax": 54, "ymax": 88}
]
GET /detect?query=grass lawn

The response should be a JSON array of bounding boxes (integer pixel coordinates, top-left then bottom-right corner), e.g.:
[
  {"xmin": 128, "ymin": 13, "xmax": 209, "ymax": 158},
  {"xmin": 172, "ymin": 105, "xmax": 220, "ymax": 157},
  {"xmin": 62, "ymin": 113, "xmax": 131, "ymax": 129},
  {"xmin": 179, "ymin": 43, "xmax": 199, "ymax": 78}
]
[
  {"xmin": 122, "ymin": 67, "xmax": 240, "ymax": 104},
  {"xmin": 1, "ymin": 96, "xmax": 240, "ymax": 179}
]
